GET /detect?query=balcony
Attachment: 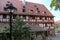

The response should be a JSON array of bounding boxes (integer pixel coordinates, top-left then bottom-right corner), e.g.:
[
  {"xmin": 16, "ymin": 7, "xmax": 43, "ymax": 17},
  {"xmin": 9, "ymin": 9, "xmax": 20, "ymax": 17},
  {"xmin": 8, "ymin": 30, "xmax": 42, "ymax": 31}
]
[
  {"xmin": 29, "ymin": 19, "xmax": 36, "ymax": 22},
  {"xmin": 37, "ymin": 20, "xmax": 43, "ymax": 22},
  {"xmin": 50, "ymin": 26, "xmax": 54, "ymax": 29},
  {"xmin": 44, "ymin": 20, "xmax": 54, "ymax": 22},
  {"xmin": 44, "ymin": 20, "xmax": 48, "ymax": 22},
  {"xmin": 23, "ymin": 19, "xmax": 28, "ymax": 22},
  {"xmin": 0, "ymin": 18, "xmax": 54, "ymax": 23},
  {"xmin": 0, "ymin": 18, "xmax": 9, "ymax": 22},
  {"xmin": 44, "ymin": 26, "xmax": 54, "ymax": 30},
  {"xmin": 48, "ymin": 20, "xmax": 54, "ymax": 22},
  {"xmin": 44, "ymin": 27, "xmax": 50, "ymax": 29}
]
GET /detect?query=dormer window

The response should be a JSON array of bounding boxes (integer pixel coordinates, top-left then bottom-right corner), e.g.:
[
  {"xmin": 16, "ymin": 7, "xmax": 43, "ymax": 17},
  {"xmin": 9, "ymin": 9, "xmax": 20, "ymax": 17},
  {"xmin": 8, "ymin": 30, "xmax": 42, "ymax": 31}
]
[
  {"xmin": 36, "ymin": 8, "xmax": 39, "ymax": 11},
  {"xmin": 34, "ymin": 5, "xmax": 37, "ymax": 7},
  {"xmin": 44, "ymin": 11, "xmax": 46, "ymax": 15},
  {"xmin": 30, "ymin": 10, "xmax": 33, "ymax": 11},
  {"xmin": 42, "ymin": 11, "xmax": 46, "ymax": 15},
  {"xmin": 22, "ymin": 6, "xmax": 26, "ymax": 12},
  {"xmin": 23, "ymin": 6, "xmax": 25, "ymax": 8},
  {"xmin": 23, "ymin": 9, "xmax": 25, "ymax": 12},
  {"xmin": 40, "ymin": 17, "xmax": 42, "ymax": 20},
  {"xmin": 36, "ymin": 8, "xmax": 40, "ymax": 13},
  {"xmin": 44, "ymin": 11, "xmax": 46, "ymax": 13},
  {"xmin": 38, "ymin": 11, "xmax": 40, "ymax": 12},
  {"xmin": 30, "ymin": 9, "xmax": 33, "ymax": 13}
]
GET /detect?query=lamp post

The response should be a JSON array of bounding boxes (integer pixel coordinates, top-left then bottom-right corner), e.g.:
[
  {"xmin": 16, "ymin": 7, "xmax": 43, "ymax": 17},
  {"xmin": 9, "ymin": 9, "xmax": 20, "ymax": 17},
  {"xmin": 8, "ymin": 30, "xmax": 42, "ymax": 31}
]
[{"xmin": 4, "ymin": 1, "xmax": 17, "ymax": 40}]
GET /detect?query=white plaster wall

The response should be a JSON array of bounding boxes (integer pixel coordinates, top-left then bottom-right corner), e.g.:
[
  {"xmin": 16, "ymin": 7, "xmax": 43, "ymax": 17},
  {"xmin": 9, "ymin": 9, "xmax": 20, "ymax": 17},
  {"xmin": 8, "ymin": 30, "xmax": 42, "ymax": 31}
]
[
  {"xmin": 26, "ymin": 16, "xmax": 29, "ymax": 19},
  {"xmin": 39, "ymin": 24, "xmax": 43, "ymax": 27}
]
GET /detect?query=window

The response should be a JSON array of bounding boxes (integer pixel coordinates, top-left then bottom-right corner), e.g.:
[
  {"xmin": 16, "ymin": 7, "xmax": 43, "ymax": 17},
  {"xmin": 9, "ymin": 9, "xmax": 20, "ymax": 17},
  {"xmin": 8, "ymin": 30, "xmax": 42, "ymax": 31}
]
[
  {"xmin": 3, "ymin": 15, "xmax": 7, "ymax": 18},
  {"xmin": 34, "ymin": 5, "xmax": 37, "ymax": 7},
  {"xmin": 23, "ymin": 9, "xmax": 25, "ymax": 12},
  {"xmin": 34, "ymin": 5, "xmax": 40, "ymax": 12},
  {"xmin": 0, "ymin": 15, "xmax": 2, "ymax": 18},
  {"xmin": 23, "ymin": 6, "xmax": 25, "ymax": 8},
  {"xmin": 30, "ymin": 16, "xmax": 35, "ymax": 19},
  {"xmin": 40, "ymin": 17, "xmax": 42, "ymax": 20},
  {"xmin": 23, "ymin": 16, "xmax": 26, "ymax": 19},
  {"xmin": 45, "ymin": 23, "xmax": 47, "ymax": 27},
  {"xmin": 38, "ymin": 11, "xmax": 40, "ymax": 12},
  {"xmin": 22, "ymin": 6, "xmax": 26, "ymax": 12},
  {"xmin": 51, "ymin": 23, "xmax": 53, "ymax": 26},
  {"xmin": 30, "ymin": 10, "xmax": 33, "ymax": 12},
  {"xmin": 44, "ymin": 11, "xmax": 46, "ymax": 15},
  {"xmin": 37, "ymin": 17, "xmax": 39, "ymax": 19},
  {"xmin": 45, "ymin": 17, "xmax": 47, "ymax": 20},
  {"xmin": 30, "ymin": 10, "xmax": 33, "ymax": 13},
  {"xmin": 36, "ymin": 8, "xmax": 40, "ymax": 13},
  {"xmin": 32, "ymin": 17, "xmax": 35, "ymax": 19},
  {"xmin": 44, "ymin": 11, "xmax": 46, "ymax": 13},
  {"xmin": 13, "ymin": 15, "xmax": 16, "ymax": 19},
  {"xmin": 50, "ymin": 18, "xmax": 53, "ymax": 20},
  {"xmin": 36, "ymin": 8, "xmax": 39, "ymax": 10}
]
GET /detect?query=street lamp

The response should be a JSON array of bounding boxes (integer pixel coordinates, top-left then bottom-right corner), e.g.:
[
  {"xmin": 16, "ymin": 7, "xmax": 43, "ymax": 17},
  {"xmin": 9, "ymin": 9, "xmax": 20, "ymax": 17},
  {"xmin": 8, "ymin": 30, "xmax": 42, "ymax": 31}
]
[{"xmin": 4, "ymin": 1, "xmax": 17, "ymax": 40}]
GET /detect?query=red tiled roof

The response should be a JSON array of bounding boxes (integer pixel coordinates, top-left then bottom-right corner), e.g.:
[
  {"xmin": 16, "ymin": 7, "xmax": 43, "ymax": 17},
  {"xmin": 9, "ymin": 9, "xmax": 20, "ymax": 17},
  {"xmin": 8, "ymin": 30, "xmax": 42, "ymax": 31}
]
[{"xmin": 0, "ymin": 0, "xmax": 54, "ymax": 17}]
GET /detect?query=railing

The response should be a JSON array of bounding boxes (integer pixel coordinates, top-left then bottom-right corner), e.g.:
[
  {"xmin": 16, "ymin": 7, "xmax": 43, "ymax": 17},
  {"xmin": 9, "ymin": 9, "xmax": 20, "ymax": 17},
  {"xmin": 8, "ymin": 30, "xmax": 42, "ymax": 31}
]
[
  {"xmin": 0, "ymin": 18, "xmax": 15, "ymax": 22},
  {"xmin": 0, "ymin": 18, "xmax": 54, "ymax": 23},
  {"xmin": 44, "ymin": 20, "xmax": 54, "ymax": 22},
  {"xmin": 0, "ymin": 18, "xmax": 9, "ymax": 22},
  {"xmin": 49, "ymin": 26, "xmax": 54, "ymax": 29},
  {"xmin": 48, "ymin": 20, "xmax": 53, "ymax": 22},
  {"xmin": 37, "ymin": 20, "xmax": 43, "ymax": 22},
  {"xmin": 44, "ymin": 27, "xmax": 49, "ymax": 30},
  {"xmin": 44, "ymin": 20, "xmax": 48, "ymax": 22},
  {"xmin": 23, "ymin": 19, "xmax": 28, "ymax": 22},
  {"xmin": 44, "ymin": 26, "xmax": 54, "ymax": 30},
  {"xmin": 29, "ymin": 19, "xmax": 36, "ymax": 22},
  {"xmin": 23, "ymin": 19, "xmax": 36, "ymax": 22}
]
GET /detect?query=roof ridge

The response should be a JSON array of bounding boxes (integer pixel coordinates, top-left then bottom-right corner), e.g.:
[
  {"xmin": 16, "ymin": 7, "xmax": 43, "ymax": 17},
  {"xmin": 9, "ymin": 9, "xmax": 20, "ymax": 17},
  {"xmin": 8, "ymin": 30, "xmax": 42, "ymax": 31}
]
[{"xmin": 26, "ymin": 1, "xmax": 44, "ymax": 5}]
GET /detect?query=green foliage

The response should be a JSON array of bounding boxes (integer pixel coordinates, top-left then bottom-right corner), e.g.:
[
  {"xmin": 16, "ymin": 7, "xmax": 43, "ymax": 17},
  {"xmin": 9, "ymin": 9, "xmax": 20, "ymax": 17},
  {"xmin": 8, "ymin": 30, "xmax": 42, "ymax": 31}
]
[
  {"xmin": 54, "ymin": 23, "xmax": 60, "ymax": 29},
  {"xmin": 3, "ymin": 15, "xmax": 30, "ymax": 40},
  {"xmin": 50, "ymin": 0, "xmax": 60, "ymax": 10}
]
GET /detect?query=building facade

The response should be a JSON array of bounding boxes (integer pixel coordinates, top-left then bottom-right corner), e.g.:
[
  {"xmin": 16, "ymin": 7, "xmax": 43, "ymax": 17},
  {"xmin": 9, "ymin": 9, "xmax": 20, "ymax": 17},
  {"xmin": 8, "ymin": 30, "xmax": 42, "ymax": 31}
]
[{"xmin": 0, "ymin": 0, "xmax": 54, "ymax": 40}]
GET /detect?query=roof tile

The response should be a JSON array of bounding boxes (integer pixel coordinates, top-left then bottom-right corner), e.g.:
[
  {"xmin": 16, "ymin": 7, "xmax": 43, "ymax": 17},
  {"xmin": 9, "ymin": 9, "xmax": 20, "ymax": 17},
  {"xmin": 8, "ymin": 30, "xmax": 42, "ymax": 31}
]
[{"xmin": 0, "ymin": 0, "xmax": 54, "ymax": 16}]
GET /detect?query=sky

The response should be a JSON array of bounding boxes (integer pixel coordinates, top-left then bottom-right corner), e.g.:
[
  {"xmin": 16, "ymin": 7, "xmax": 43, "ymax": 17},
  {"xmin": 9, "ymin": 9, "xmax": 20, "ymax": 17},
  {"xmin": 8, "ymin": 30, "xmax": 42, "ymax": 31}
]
[{"xmin": 25, "ymin": 0, "xmax": 60, "ymax": 21}]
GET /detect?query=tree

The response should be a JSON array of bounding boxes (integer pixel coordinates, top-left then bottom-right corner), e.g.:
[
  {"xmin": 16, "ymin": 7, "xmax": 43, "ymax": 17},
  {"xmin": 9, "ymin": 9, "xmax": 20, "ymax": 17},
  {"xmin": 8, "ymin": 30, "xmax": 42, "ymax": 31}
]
[
  {"xmin": 3, "ymin": 16, "xmax": 30, "ymax": 40},
  {"xmin": 54, "ymin": 23, "xmax": 59, "ymax": 29},
  {"xmin": 50, "ymin": 0, "xmax": 60, "ymax": 10}
]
